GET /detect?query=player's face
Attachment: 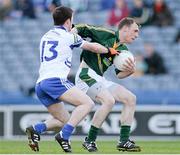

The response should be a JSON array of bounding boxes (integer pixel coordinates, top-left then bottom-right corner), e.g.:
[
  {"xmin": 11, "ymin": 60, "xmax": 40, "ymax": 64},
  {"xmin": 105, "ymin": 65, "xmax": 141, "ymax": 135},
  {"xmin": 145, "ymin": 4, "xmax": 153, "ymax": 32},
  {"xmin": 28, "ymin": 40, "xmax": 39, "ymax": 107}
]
[{"xmin": 124, "ymin": 23, "xmax": 139, "ymax": 43}]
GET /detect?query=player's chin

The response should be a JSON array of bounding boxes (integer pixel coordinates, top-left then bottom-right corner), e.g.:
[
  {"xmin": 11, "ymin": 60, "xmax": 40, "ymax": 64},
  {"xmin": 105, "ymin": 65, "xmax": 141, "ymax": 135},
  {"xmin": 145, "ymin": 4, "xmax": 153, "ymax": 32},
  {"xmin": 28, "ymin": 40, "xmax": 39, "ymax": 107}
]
[
  {"xmin": 127, "ymin": 39, "xmax": 133, "ymax": 44},
  {"xmin": 130, "ymin": 38, "xmax": 135, "ymax": 43}
]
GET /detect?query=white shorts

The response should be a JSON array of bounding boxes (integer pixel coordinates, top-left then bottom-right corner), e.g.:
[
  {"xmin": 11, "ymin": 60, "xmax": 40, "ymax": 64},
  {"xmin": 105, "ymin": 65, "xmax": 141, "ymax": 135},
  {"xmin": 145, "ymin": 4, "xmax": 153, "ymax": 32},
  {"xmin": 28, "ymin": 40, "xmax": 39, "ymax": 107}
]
[{"xmin": 75, "ymin": 66, "xmax": 117, "ymax": 100}]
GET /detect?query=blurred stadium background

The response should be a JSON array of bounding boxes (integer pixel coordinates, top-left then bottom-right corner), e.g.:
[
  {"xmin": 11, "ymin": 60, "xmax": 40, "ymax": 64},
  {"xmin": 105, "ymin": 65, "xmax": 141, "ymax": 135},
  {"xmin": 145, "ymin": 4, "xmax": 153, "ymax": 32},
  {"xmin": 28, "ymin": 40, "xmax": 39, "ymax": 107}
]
[{"xmin": 0, "ymin": 0, "xmax": 180, "ymax": 141}]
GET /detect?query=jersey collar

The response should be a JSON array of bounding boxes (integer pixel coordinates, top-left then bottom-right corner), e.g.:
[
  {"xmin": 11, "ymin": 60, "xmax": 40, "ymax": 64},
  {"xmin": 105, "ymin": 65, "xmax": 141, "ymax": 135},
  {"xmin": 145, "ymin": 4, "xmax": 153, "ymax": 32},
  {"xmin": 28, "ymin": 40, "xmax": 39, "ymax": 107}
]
[
  {"xmin": 115, "ymin": 31, "xmax": 120, "ymax": 42},
  {"xmin": 113, "ymin": 31, "xmax": 124, "ymax": 48},
  {"xmin": 54, "ymin": 25, "xmax": 67, "ymax": 31}
]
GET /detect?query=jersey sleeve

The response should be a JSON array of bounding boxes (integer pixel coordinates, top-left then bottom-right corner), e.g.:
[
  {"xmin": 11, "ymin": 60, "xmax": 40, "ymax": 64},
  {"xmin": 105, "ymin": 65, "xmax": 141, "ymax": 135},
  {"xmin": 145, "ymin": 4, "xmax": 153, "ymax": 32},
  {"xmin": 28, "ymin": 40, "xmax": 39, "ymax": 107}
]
[
  {"xmin": 69, "ymin": 33, "xmax": 85, "ymax": 49},
  {"xmin": 75, "ymin": 24, "xmax": 115, "ymax": 42}
]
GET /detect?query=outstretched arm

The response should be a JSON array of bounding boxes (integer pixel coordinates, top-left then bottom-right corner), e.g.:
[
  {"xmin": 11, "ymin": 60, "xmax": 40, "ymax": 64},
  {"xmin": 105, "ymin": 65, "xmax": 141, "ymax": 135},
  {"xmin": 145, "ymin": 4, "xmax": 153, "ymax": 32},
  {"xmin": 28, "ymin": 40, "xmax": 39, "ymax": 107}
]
[
  {"xmin": 82, "ymin": 41, "xmax": 118, "ymax": 55},
  {"xmin": 70, "ymin": 30, "xmax": 118, "ymax": 55}
]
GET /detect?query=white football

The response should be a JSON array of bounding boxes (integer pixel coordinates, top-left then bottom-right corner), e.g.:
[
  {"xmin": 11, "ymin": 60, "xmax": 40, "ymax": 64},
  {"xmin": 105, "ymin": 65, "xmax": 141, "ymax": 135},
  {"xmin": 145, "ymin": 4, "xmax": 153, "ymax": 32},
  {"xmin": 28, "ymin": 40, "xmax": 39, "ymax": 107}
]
[{"xmin": 113, "ymin": 50, "xmax": 134, "ymax": 71}]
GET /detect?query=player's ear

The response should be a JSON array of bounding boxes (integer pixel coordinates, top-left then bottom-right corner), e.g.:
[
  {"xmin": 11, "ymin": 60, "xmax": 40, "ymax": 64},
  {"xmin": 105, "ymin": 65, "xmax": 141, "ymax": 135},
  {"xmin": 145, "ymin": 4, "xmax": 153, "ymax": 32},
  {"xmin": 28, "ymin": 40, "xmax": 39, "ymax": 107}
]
[
  {"xmin": 66, "ymin": 18, "xmax": 71, "ymax": 24},
  {"xmin": 67, "ymin": 18, "xmax": 71, "ymax": 24}
]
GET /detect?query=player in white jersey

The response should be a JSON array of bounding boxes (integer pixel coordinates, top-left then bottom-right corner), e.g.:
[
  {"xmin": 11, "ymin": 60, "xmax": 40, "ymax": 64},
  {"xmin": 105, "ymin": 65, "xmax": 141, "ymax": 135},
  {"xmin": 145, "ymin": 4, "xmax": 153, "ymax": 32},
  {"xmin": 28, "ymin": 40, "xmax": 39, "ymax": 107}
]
[{"xmin": 25, "ymin": 6, "xmax": 118, "ymax": 153}]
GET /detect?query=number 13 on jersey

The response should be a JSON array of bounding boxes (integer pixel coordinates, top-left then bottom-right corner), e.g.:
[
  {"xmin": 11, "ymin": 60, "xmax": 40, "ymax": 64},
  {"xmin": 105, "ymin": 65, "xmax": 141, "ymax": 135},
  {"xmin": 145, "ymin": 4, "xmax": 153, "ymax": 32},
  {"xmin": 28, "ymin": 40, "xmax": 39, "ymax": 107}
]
[{"xmin": 41, "ymin": 41, "xmax": 58, "ymax": 62}]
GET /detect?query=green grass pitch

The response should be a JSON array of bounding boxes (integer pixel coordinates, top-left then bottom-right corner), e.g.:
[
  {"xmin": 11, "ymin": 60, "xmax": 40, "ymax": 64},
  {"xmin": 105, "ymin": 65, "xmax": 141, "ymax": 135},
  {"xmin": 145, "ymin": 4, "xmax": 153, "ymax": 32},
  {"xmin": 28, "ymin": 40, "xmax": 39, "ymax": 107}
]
[{"xmin": 0, "ymin": 140, "xmax": 180, "ymax": 154}]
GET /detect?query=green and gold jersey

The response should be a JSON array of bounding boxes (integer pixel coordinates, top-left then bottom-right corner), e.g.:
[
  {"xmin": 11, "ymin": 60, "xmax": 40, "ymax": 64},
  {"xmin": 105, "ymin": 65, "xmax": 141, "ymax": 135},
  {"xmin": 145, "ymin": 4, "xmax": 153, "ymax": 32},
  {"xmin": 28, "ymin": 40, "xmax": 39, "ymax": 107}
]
[{"xmin": 75, "ymin": 24, "xmax": 128, "ymax": 76}]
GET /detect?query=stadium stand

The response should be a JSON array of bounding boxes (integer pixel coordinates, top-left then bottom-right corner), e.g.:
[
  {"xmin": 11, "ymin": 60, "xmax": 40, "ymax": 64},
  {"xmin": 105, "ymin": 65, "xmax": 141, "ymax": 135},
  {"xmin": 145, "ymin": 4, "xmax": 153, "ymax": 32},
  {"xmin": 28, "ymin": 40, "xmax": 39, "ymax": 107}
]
[{"xmin": 0, "ymin": 0, "xmax": 180, "ymax": 105}]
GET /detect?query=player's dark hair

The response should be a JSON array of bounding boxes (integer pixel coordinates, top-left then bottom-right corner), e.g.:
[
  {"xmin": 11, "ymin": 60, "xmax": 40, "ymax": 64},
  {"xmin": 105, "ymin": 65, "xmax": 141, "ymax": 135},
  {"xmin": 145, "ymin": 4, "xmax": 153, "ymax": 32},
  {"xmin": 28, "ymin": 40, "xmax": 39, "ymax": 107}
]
[
  {"xmin": 53, "ymin": 6, "xmax": 73, "ymax": 25},
  {"xmin": 118, "ymin": 17, "xmax": 136, "ymax": 30}
]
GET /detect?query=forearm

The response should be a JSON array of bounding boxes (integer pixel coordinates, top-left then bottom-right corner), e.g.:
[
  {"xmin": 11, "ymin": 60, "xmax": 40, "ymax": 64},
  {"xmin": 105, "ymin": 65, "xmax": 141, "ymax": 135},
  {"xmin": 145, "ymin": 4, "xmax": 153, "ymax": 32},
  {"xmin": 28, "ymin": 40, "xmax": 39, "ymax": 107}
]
[
  {"xmin": 117, "ymin": 71, "xmax": 133, "ymax": 79},
  {"xmin": 82, "ymin": 42, "xmax": 108, "ymax": 54}
]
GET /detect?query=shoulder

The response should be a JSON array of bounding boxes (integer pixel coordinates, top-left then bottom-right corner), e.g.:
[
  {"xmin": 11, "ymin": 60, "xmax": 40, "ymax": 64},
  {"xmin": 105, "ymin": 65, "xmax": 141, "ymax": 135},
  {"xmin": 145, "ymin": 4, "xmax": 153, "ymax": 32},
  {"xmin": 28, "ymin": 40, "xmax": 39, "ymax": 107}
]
[
  {"xmin": 117, "ymin": 44, "xmax": 128, "ymax": 51},
  {"xmin": 67, "ymin": 31, "xmax": 80, "ymax": 41},
  {"xmin": 122, "ymin": 44, "xmax": 128, "ymax": 49},
  {"xmin": 77, "ymin": 24, "xmax": 115, "ymax": 34}
]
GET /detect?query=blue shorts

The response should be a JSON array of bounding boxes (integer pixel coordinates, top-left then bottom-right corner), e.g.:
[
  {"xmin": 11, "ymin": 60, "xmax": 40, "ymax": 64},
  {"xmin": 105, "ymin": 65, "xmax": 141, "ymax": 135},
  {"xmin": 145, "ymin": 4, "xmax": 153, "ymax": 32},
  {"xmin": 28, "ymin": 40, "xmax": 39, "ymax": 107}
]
[{"xmin": 35, "ymin": 78, "xmax": 74, "ymax": 107}]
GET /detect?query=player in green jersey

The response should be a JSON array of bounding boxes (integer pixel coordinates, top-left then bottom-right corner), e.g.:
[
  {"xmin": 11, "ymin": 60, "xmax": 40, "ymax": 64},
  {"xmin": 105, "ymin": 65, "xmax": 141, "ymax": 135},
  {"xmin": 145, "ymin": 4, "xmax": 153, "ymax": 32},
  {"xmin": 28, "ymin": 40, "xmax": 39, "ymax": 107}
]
[{"xmin": 73, "ymin": 17, "xmax": 141, "ymax": 152}]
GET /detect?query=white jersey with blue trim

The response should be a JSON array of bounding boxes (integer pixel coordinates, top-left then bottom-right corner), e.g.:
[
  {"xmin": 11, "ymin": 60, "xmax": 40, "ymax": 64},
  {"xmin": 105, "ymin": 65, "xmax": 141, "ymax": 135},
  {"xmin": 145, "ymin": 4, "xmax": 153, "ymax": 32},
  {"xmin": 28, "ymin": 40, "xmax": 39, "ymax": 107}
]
[{"xmin": 37, "ymin": 26, "xmax": 85, "ymax": 83}]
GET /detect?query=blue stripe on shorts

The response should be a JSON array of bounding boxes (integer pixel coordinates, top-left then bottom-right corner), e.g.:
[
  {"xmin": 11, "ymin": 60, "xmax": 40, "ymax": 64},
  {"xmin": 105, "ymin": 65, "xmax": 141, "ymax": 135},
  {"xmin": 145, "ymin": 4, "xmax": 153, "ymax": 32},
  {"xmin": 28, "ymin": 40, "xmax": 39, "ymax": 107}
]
[{"xmin": 35, "ymin": 78, "xmax": 74, "ymax": 107}]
